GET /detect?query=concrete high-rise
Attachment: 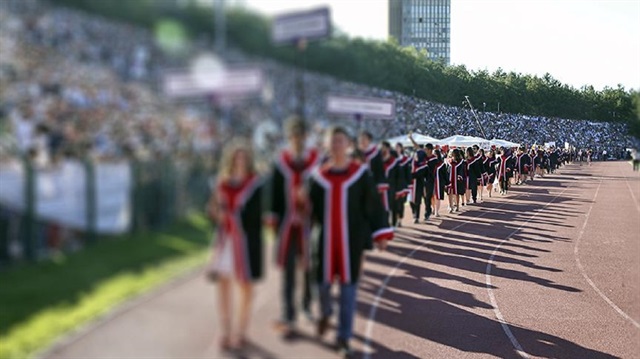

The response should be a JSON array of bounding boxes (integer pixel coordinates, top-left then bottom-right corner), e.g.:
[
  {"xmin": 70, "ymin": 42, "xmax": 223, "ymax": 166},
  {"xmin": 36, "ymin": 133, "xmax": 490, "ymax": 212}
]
[{"xmin": 389, "ymin": 0, "xmax": 451, "ymax": 64}]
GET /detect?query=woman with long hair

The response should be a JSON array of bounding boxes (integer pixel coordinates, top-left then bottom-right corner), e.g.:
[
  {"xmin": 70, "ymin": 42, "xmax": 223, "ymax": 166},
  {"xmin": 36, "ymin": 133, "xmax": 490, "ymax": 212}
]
[
  {"xmin": 485, "ymin": 149, "xmax": 498, "ymax": 197},
  {"xmin": 477, "ymin": 148, "xmax": 488, "ymax": 201},
  {"xmin": 432, "ymin": 149, "xmax": 448, "ymax": 217},
  {"xmin": 464, "ymin": 147, "xmax": 481, "ymax": 205},
  {"xmin": 207, "ymin": 140, "xmax": 264, "ymax": 351},
  {"xmin": 447, "ymin": 149, "xmax": 466, "ymax": 212},
  {"xmin": 496, "ymin": 148, "xmax": 512, "ymax": 195}
]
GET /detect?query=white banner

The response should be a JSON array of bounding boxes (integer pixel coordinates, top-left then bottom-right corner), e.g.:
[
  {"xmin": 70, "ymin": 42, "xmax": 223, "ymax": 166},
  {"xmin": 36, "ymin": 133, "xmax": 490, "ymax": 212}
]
[
  {"xmin": 0, "ymin": 160, "xmax": 131, "ymax": 234},
  {"xmin": 272, "ymin": 7, "xmax": 331, "ymax": 44},
  {"xmin": 326, "ymin": 95, "xmax": 396, "ymax": 119}
]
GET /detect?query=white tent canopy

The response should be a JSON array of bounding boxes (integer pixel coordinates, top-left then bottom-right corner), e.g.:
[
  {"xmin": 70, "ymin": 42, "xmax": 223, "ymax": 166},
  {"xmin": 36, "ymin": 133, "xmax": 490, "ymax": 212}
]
[
  {"xmin": 387, "ymin": 133, "xmax": 440, "ymax": 147},
  {"xmin": 439, "ymin": 135, "xmax": 489, "ymax": 148},
  {"xmin": 490, "ymin": 138, "xmax": 520, "ymax": 148}
]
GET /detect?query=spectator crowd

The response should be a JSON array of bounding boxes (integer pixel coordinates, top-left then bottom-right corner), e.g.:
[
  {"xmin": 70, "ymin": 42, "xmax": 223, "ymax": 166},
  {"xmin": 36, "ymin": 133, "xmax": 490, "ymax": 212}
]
[{"xmin": 0, "ymin": 0, "xmax": 636, "ymax": 263}]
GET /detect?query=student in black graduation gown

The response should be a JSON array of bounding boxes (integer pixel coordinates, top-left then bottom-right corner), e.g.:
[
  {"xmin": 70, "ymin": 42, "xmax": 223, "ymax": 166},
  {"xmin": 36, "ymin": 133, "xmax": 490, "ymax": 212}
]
[
  {"xmin": 496, "ymin": 148, "xmax": 512, "ymax": 195},
  {"xmin": 514, "ymin": 146, "xmax": 531, "ymax": 185},
  {"xmin": 358, "ymin": 131, "xmax": 385, "ymax": 207},
  {"xmin": 407, "ymin": 132, "xmax": 429, "ymax": 223},
  {"xmin": 485, "ymin": 149, "xmax": 498, "ymax": 197},
  {"xmin": 529, "ymin": 148, "xmax": 537, "ymax": 181},
  {"xmin": 543, "ymin": 150, "xmax": 551, "ymax": 174},
  {"xmin": 207, "ymin": 141, "xmax": 264, "ymax": 351},
  {"xmin": 447, "ymin": 148, "xmax": 466, "ymax": 212},
  {"xmin": 380, "ymin": 141, "xmax": 401, "ymax": 226},
  {"xmin": 535, "ymin": 149, "xmax": 544, "ymax": 178},
  {"xmin": 432, "ymin": 148, "xmax": 449, "ymax": 217},
  {"xmin": 269, "ymin": 116, "xmax": 319, "ymax": 337},
  {"xmin": 394, "ymin": 143, "xmax": 412, "ymax": 227},
  {"xmin": 549, "ymin": 147, "xmax": 559, "ymax": 173},
  {"xmin": 421, "ymin": 143, "xmax": 438, "ymax": 221},
  {"xmin": 309, "ymin": 126, "xmax": 393, "ymax": 358},
  {"xmin": 464, "ymin": 147, "xmax": 482, "ymax": 204},
  {"xmin": 477, "ymin": 148, "xmax": 488, "ymax": 201}
]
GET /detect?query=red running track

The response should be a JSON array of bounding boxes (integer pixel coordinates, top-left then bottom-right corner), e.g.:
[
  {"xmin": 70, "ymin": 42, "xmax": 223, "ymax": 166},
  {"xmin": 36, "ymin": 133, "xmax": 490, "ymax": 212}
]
[{"xmin": 43, "ymin": 161, "xmax": 640, "ymax": 359}]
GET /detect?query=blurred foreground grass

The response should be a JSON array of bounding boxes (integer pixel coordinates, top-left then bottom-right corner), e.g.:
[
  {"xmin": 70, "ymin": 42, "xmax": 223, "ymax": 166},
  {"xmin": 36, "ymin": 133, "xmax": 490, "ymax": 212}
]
[{"xmin": 0, "ymin": 213, "xmax": 212, "ymax": 359}]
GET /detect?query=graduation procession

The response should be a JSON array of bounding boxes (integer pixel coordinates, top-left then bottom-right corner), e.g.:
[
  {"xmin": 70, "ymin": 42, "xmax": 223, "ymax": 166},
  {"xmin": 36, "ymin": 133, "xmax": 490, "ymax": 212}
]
[{"xmin": 201, "ymin": 116, "xmax": 603, "ymax": 358}]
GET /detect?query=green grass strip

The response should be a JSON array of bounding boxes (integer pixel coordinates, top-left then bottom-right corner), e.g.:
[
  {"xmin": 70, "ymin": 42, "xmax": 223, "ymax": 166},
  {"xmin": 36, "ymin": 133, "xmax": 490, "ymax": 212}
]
[{"xmin": 0, "ymin": 212, "xmax": 212, "ymax": 359}]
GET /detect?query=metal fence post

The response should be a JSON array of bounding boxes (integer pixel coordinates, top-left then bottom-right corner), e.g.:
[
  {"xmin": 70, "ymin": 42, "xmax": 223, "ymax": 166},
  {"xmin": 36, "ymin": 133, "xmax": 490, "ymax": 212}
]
[
  {"xmin": 22, "ymin": 156, "xmax": 37, "ymax": 261},
  {"xmin": 160, "ymin": 156, "xmax": 177, "ymax": 227},
  {"xmin": 0, "ymin": 207, "xmax": 9, "ymax": 263},
  {"xmin": 130, "ymin": 158, "xmax": 142, "ymax": 233},
  {"xmin": 85, "ymin": 157, "xmax": 96, "ymax": 243}
]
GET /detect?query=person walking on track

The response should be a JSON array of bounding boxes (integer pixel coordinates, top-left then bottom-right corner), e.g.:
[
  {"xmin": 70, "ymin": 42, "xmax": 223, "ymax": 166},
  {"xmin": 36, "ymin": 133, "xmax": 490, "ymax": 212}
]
[
  {"xmin": 206, "ymin": 140, "xmax": 264, "ymax": 352},
  {"xmin": 309, "ymin": 126, "xmax": 393, "ymax": 358}
]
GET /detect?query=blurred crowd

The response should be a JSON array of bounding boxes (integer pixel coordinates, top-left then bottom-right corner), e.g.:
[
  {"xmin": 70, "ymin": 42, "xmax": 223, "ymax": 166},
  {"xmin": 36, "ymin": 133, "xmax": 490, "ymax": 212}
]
[
  {"xmin": 0, "ymin": 1, "xmax": 221, "ymax": 170},
  {"xmin": 1, "ymin": 1, "xmax": 635, "ymax": 174}
]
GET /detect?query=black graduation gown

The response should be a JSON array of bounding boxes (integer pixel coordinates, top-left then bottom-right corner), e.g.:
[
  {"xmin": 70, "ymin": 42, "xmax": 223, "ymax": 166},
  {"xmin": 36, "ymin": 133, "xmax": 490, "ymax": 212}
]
[
  {"xmin": 496, "ymin": 155, "xmax": 513, "ymax": 181},
  {"xmin": 213, "ymin": 175, "xmax": 264, "ymax": 283},
  {"xmin": 433, "ymin": 160, "xmax": 449, "ymax": 200},
  {"xmin": 410, "ymin": 149, "xmax": 428, "ymax": 203},
  {"xmin": 309, "ymin": 161, "xmax": 393, "ymax": 285},
  {"xmin": 550, "ymin": 150, "xmax": 559, "ymax": 169},
  {"xmin": 447, "ymin": 160, "xmax": 466, "ymax": 195},
  {"xmin": 269, "ymin": 148, "xmax": 320, "ymax": 267},
  {"xmin": 466, "ymin": 155, "xmax": 482, "ymax": 189},
  {"xmin": 425, "ymin": 154, "xmax": 438, "ymax": 186},
  {"xmin": 382, "ymin": 155, "xmax": 401, "ymax": 211},
  {"xmin": 363, "ymin": 145, "xmax": 385, "ymax": 187},
  {"xmin": 480, "ymin": 155, "xmax": 489, "ymax": 185},
  {"xmin": 397, "ymin": 154, "xmax": 412, "ymax": 197},
  {"xmin": 530, "ymin": 151, "xmax": 539, "ymax": 170},
  {"xmin": 515, "ymin": 153, "xmax": 531, "ymax": 174},
  {"xmin": 487, "ymin": 156, "xmax": 498, "ymax": 183}
]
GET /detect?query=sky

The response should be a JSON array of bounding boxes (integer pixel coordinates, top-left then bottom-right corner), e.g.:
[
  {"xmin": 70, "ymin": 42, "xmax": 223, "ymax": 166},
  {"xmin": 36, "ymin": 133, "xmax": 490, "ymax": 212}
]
[{"xmin": 239, "ymin": 0, "xmax": 640, "ymax": 91}]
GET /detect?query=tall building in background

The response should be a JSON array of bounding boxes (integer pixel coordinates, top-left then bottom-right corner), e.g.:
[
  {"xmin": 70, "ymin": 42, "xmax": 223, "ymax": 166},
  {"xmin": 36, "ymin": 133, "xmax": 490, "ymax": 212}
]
[{"xmin": 389, "ymin": 0, "xmax": 450, "ymax": 64}]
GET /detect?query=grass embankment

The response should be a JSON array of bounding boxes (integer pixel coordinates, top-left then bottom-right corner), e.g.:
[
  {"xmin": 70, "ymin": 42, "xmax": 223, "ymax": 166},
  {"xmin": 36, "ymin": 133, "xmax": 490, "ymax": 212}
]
[{"xmin": 0, "ymin": 213, "xmax": 212, "ymax": 359}]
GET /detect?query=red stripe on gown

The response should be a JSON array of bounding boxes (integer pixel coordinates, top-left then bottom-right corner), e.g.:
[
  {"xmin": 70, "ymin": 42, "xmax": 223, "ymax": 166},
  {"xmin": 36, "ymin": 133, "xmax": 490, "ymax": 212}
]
[
  {"xmin": 449, "ymin": 161, "xmax": 457, "ymax": 195},
  {"xmin": 219, "ymin": 176, "xmax": 257, "ymax": 282},
  {"xmin": 320, "ymin": 162, "xmax": 361, "ymax": 283}
]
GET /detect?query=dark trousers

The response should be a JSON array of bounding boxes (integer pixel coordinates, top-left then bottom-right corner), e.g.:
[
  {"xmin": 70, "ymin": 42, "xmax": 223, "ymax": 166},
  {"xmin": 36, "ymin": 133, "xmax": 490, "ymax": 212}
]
[
  {"xmin": 499, "ymin": 177, "xmax": 509, "ymax": 192},
  {"xmin": 468, "ymin": 177, "xmax": 478, "ymax": 201},
  {"xmin": 319, "ymin": 282, "xmax": 356, "ymax": 341},
  {"xmin": 423, "ymin": 181, "xmax": 434, "ymax": 218},
  {"xmin": 282, "ymin": 234, "xmax": 312, "ymax": 324},
  {"xmin": 410, "ymin": 183, "xmax": 425, "ymax": 219},
  {"xmin": 392, "ymin": 196, "xmax": 405, "ymax": 225}
]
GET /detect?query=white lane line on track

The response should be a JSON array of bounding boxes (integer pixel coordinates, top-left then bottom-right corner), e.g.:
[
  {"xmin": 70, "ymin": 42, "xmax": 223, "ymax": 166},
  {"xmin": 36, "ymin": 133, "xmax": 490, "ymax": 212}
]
[
  {"xmin": 485, "ymin": 185, "xmax": 572, "ymax": 359},
  {"xmin": 363, "ymin": 193, "xmax": 526, "ymax": 359},
  {"xmin": 624, "ymin": 180, "xmax": 640, "ymax": 214},
  {"xmin": 574, "ymin": 177, "xmax": 640, "ymax": 329}
]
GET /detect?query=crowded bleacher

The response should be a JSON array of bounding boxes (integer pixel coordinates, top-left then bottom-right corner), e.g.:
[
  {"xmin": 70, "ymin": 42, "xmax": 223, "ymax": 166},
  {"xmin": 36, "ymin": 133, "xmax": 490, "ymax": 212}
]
[{"xmin": 0, "ymin": 0, "xmax": 636, "ymax": 262}]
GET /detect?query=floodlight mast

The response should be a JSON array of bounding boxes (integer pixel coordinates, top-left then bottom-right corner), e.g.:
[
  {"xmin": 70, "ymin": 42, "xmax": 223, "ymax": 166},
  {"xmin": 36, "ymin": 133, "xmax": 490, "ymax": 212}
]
[{"xmin": 464, "ymin": 96, "xmax": 487, "ymax": 139}]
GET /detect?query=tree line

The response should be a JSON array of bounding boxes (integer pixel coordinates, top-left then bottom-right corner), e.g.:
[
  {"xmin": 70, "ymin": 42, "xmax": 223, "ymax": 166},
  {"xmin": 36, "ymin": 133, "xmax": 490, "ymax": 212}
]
[{"xmin": 49, "ymin": 0, "xmax": 640, "ymax": 138}]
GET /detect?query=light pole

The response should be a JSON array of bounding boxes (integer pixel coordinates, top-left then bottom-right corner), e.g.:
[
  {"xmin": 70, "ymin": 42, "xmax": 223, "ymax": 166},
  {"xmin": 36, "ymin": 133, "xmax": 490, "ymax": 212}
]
[
  {"xmin": 215, "ymin": 0, "xmax": 226, "ymax": 54},
  {"xmin": 497, "ymin": 101, "xmax": 500, "ymax": 113},
  {"xmin": 464, "ymin": 96, "xmax": 487, "ymax": 139},
  {"xmin": 295, "ymin": 38, "xmax": 308, "ymax": 117}
]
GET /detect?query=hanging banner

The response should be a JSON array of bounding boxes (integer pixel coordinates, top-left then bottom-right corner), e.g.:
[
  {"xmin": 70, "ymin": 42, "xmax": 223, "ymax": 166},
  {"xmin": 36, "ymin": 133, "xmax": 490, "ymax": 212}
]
[
  {"xmin": 272, "ymin": 7, "xmax": 331, "ymax": 45},
  {"xmin": 0, "ymin": 161, "xmax": 131, "ymax": 234},
  {"xmin": 326, "ymin": 95, "xmax": 396, "ymax": 119}
]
